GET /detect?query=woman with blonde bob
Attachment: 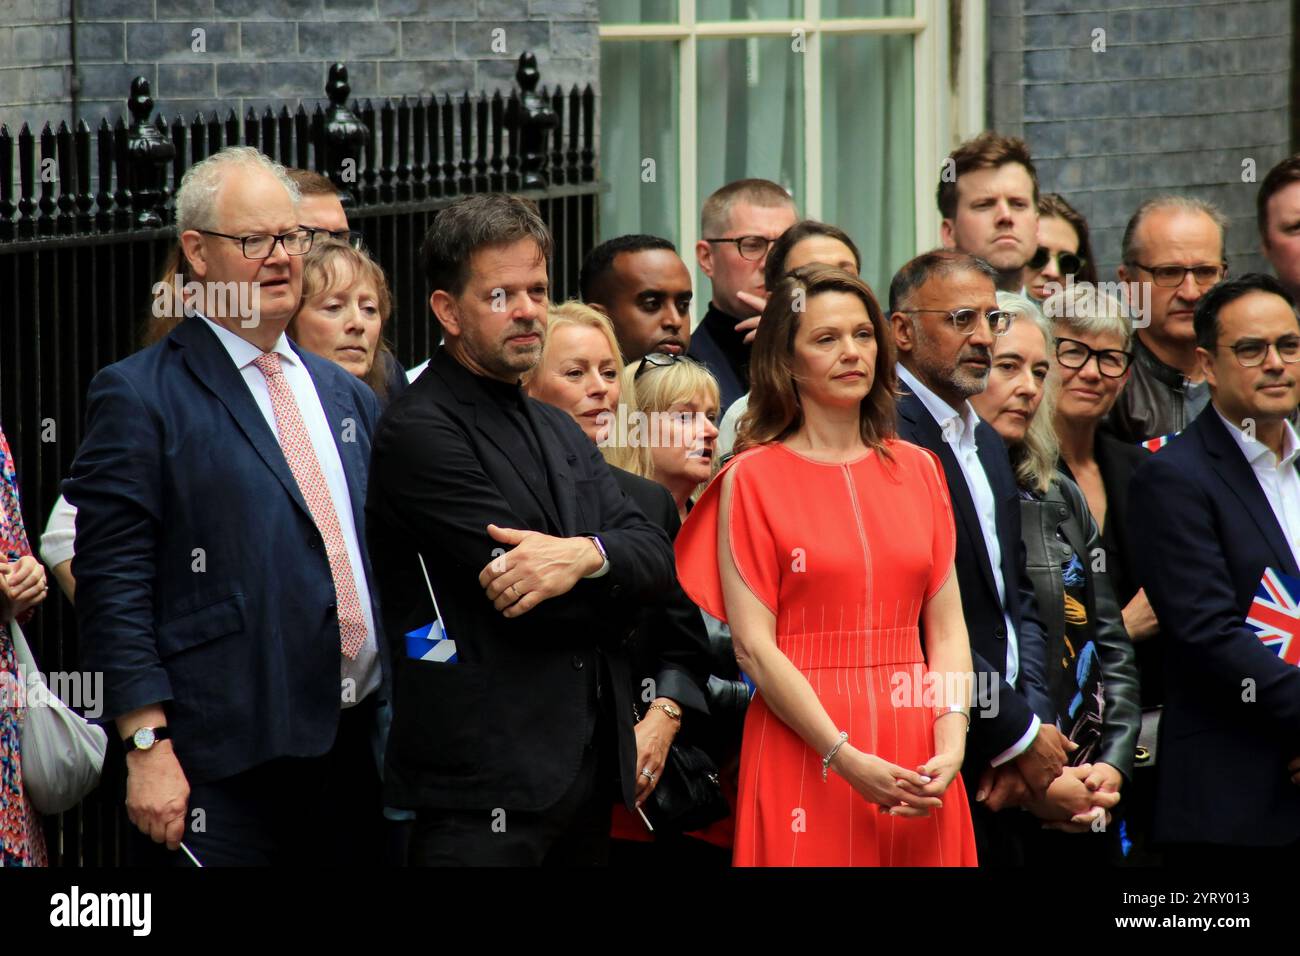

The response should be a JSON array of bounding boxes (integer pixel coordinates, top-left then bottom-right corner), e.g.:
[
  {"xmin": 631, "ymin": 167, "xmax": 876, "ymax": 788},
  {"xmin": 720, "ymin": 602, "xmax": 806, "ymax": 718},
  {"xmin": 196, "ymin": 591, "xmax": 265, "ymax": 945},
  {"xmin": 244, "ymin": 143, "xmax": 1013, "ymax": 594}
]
[
  {"xmin": 969, "ymin": 292, "xmax": 1140, "ymax": 861},
  {"xmin": 675, "ymin": 263, "xmax": 978, "ymax": 866},
  {"xmin": 609, "ymin": 354, "xmax": 721, "ymax": 521}
]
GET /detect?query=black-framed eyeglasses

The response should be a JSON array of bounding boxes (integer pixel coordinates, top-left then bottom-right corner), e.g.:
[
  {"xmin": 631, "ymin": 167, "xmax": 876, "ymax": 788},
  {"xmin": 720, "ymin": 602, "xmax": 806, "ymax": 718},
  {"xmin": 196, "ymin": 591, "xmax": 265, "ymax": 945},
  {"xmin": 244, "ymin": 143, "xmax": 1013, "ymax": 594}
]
[
  {"xmin": 1129, "ymin": 261, "xmax": 1226, "ymax": 288},
  {"xmin": 197, "ymin": 228, "xmax": 314, "ymax": 259},
  {"xmin": 1028, "ymin": 247, "xmax": 1086, "ymax": 276},
  {"xmin": 703, "ymin": 235, "xmax": 775, "ymax": 261},
  {"xmin": 635, "ymin": 351, "xmax": 702, "ymax": 380},
  {"xmin": 1217, "ymin": 336, "xmax": 1300, "ymax": 368},
  {"xmin": 307, "ymin": 227, "xmax": 364, "ymax": 250},
  {"xmin": 1056, "ymin": 337, "xmax": 1132, "ymax": 378},
  {"xmin": 898, "ymin": 308, "xmax": 1016, "ymax": 336}
]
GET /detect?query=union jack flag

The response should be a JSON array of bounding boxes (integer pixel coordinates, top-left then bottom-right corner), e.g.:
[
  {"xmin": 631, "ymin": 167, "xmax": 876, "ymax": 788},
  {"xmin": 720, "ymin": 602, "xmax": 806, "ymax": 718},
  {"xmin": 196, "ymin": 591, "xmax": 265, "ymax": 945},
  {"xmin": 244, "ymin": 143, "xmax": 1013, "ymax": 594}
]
[
  {"xmin": 1139, "ymin": 432, "xmax": 1177, "ymax": 453},
  {"xmin": 1245, "ymin": 567, "xmax": 1300, "ymax": 667}
]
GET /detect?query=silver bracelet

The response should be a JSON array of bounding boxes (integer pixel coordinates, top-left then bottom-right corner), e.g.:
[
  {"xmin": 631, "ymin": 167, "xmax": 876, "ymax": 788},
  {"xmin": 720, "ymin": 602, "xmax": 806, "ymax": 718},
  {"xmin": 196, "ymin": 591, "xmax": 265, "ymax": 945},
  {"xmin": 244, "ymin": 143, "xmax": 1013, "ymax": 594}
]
[{"xmin": 822, "ymin": 731, "xmax": 849, "ymax": 782}]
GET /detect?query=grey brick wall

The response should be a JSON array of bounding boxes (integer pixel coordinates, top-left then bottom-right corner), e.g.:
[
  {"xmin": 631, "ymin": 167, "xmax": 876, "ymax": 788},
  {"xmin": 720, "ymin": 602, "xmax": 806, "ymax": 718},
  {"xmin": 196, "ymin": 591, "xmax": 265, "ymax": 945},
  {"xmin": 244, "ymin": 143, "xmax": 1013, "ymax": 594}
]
[
  {"xmin": 987, "ymin": 0, "xmax": 1292, "ymax": 280},
  {"xmin": 1, "ymin": 0, "xmax": 598, "ymax": 138}
]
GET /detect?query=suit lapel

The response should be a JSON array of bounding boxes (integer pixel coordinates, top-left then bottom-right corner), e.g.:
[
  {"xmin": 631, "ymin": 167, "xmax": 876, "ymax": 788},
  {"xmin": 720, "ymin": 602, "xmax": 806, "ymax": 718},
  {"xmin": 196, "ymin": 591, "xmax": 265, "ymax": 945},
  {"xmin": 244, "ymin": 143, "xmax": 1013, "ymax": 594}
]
[
  {"xmin": 172, "ymin": 316, "xmax": 313, "ymax": 522},
  {"xmin": 451, "ymin": 372, "xmax": 563, "ymax": 532},
  {"xmin": 1199, "ymin": 410, "xmax": 1300, "ymax": 578},
  {"xmin": 975, "ymin": 422, "xmax": 1019, "ymax": 600},
  {"xmin": 898, "ymin": 390, "xmax": 1001, "ymax": 599},
  {"xmin": 527, "ymin": 402, "xmax": 581, "ymax": 534}
]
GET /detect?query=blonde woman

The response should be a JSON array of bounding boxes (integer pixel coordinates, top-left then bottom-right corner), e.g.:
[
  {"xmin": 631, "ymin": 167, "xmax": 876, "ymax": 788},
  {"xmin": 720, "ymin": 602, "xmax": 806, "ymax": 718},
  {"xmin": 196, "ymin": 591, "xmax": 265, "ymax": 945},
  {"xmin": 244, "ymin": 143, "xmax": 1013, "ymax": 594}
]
[
  {"xmin": 613, "ymin": 354, "xmax": 721, "ymax": 523},
  {"xmin": 969, "ymin": 292, "xmax": 1139, "ymax": 862},
  {"xmin": 524, "ymin": 301, "xmax": 717, "ymax": 863}
]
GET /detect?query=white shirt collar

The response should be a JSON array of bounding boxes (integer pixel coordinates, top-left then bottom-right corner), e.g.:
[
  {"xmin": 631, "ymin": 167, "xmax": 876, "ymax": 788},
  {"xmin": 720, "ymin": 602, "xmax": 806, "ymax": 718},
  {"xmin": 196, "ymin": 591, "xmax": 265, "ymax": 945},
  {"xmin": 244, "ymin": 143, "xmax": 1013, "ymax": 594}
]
[
  {"xmin": 897, "ymin": 363, "xmax": 982, "ymax": 450},
  {"xmin": 1215, "ymin": 406, "xmax": 1300, "ymax": 470},
  {"xmin": 196, "ymin": 312, "xmax": 297, "ymax": 372}
]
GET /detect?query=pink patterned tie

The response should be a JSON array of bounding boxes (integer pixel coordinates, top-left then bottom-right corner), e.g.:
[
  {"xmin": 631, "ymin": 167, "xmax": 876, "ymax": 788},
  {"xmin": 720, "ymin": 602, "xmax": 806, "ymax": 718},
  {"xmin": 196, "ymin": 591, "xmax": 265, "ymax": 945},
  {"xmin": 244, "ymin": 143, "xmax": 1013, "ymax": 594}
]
[{"xmin": 253, "ymin": 352, "xmax": 367, "ymax": 659}]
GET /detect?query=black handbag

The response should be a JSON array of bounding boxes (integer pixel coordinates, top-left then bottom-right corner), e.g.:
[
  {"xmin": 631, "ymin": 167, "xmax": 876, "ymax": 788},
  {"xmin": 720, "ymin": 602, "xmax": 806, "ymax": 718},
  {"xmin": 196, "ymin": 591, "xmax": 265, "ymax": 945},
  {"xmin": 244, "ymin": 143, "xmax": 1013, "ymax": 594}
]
[{"xmin": 643, "ymin": 741, "xmax": 731, "ymax": 833}]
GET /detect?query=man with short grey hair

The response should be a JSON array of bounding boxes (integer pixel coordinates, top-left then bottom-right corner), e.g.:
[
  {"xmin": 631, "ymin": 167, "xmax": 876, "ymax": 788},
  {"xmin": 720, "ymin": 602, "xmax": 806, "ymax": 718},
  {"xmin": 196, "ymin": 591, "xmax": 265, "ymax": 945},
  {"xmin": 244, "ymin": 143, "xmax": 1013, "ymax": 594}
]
[
  {"xmin": 67, "ymin": 145, "xmax": 389, "ymax": 866},
  {"xmin": 690, "ymin": 178, "xmax": 798, "ymax": 411},
  {"xmin": 1109, "ymin": 195, "xmax": 1229, "ymax": 443}
]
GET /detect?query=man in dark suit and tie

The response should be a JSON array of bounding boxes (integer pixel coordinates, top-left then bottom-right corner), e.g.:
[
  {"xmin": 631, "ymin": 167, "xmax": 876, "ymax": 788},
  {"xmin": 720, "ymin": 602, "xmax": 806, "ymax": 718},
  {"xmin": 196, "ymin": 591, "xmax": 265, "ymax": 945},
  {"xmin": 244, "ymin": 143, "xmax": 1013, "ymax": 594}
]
[
  {"xmin": 1132, "ymin": 273, "xmax": 1300, "ymax": 865},
  {"xmin": 366, "ymin": 194, "xmax": 677, "ymax": 866},
  {"xmin": 889, "ymin": 250, "xmax": 1072, "ymax": 864},
  {"xmin": 66, "ymin": 146, "xmax": 388, "ymax": 866}
]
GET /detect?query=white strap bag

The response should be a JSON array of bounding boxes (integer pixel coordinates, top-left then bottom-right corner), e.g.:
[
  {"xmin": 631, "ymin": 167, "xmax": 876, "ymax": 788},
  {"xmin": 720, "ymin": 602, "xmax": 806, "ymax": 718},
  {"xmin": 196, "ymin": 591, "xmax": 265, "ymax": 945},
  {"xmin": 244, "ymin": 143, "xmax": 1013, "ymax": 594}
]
[{"xmin": 8, "ymin": 618, "xmax": 107, "ymax": 814}]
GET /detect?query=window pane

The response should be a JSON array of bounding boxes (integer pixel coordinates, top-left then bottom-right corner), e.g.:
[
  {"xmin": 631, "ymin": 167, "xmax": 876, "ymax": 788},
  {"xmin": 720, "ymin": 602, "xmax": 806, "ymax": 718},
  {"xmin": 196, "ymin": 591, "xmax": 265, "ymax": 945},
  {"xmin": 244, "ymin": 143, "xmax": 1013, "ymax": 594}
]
[
  {"xmin": 821, "ymin": 32, "xmax": 914, "ymax": 295},
  {"xmin": 698, "ymin": 0, "xmax": 801, "ymax": 21},
  {"xmin": 822, "ymin": 0, "xmax": 914, "ymax": 16},
  {"xmin": 599, "ymin": 41, "xmax": 680, "ymax": 243},
  {"xmin": 697, "ymin": 36, "xmax": 804, "ymax": 209},
  {"xmin": 598, "ymin": 0, "xmax": 678, "ymax": 24}
]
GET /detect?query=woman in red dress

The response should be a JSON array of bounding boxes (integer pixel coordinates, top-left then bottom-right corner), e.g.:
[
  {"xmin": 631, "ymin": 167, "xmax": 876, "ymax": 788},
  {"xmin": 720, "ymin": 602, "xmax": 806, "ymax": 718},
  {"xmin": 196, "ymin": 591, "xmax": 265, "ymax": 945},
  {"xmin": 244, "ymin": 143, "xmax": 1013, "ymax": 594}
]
[{"xmin": 676, "ymin": 264, "xmax": 978, "ymax": 866}]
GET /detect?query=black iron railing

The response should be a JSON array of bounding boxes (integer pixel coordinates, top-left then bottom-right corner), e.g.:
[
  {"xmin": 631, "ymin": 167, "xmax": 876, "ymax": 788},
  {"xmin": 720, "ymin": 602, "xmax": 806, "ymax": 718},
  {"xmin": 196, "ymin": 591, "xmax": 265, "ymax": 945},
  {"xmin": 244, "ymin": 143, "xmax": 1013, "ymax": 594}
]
[{"xmin": 0, "ymin": 52, "xmax": 600, "ymax": 867}]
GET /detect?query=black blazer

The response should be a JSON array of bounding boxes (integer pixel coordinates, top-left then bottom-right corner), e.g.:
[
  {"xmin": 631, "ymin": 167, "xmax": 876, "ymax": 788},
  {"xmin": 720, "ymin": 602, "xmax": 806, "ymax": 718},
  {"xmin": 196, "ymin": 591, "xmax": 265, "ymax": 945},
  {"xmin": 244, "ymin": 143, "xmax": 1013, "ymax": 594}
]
[
  {"xmin": 608, "ymin": 467, "xmax": 711, "ymax": 720},
  {"xmin": 366, "ymin": 347, "xmax": 677, "ymax": 814},
  {"xmin": 1059, "ymin": 432, "xmax": 1149, "ymax": 607},
  {"xmin": 687, "ymin": 306, "xmax": 746, "ymax": 415},
  {"xmin": 896, "ymin": 389, "xmax": 1056, "ymax": 769},
  {"xmin": 1130, "ymin": 407, "xmax": 1300, "ymax": 847},
  {"xmin": 66, "ymin": 315, "xmax": 387, "ymax": 785}
]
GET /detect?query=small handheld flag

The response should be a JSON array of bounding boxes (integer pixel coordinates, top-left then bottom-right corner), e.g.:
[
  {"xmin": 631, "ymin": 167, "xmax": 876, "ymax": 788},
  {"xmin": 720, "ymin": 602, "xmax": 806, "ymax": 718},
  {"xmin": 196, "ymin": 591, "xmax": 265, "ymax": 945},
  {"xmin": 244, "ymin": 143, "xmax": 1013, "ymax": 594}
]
[
  {"xmin": 405, "ymin": 553, "xmax": 457, "ymax": 663},
  {"xmin": 1245, "ymin": 567, "xmax": 1300, "ymax": 667},
  {"xmin": 1139, "ymin": 432, "xmax": 1177, "ymax": 453}
]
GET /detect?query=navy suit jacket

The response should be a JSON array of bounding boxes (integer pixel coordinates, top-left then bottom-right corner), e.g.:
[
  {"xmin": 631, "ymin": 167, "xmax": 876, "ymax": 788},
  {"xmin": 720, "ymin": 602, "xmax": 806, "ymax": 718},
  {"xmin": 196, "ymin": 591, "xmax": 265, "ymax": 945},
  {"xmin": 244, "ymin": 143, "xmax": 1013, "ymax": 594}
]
[
  {"xmin": 896, "ymin": 389, "xmax": 1055, "ymax": 770},
  {"xmin": 66, "ymin": 314, "xmax": 387, "ymax": 785},
  {"xmin": 1130, "ymin": 407, "xmax": 1300, "ymax": 846}
]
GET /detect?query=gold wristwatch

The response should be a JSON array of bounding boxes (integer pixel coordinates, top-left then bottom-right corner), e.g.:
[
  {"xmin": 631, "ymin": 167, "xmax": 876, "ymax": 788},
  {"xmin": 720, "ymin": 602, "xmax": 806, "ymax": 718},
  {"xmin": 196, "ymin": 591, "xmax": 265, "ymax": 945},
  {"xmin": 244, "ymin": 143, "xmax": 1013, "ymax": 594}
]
[{"xmin": 649, "ymin": 701, "xmax": 682, "ymax": 722}]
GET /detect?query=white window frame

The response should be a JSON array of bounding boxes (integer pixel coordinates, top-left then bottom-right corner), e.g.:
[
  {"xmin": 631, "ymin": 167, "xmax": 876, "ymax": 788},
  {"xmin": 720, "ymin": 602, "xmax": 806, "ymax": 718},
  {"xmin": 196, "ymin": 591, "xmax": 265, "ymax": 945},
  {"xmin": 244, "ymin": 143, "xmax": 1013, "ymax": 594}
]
[{"xmin": 600, "ymin": 0, "xmax": 986, "ymax": 269}]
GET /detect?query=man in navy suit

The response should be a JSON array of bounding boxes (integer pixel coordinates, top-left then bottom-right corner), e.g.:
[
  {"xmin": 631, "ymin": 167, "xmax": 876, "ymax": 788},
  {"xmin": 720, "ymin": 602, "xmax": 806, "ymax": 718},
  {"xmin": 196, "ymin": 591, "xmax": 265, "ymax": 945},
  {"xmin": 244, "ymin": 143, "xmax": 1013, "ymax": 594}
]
[
  {"xmin": 66, "ymin": 147, "xmax": 388, "ymax": 866},
  {"xmin": 889, "ymin": 250, "xmax": 1075, "ymax": 864},
  {"xmin": 1132, "ymin": 273, "xmax": 1300, "ymax": 865}
]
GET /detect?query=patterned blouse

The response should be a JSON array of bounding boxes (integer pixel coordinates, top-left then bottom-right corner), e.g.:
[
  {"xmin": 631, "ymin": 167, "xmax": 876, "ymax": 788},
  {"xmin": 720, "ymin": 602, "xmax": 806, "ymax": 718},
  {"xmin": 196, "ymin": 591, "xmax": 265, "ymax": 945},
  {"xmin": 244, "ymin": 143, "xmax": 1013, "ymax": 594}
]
[{"xmin": 1, "ymin": 425, "xmax": 48, "ymax": 866}]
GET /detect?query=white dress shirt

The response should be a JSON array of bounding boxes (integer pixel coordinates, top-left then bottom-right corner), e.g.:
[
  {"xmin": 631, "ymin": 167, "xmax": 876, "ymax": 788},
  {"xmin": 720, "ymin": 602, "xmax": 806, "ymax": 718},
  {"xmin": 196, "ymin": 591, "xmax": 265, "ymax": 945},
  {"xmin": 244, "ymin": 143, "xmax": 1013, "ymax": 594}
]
[
  {"xmin": 1217, "ymin": 408, "xmax": 1300, "ymax": 568},
  {"xmin": 200, "ymin": 315, "xmax": 381, "ymax": 706},
  {"xmin": 898, "ymin": 364, "xmax": 1039, "ymax": 764}
]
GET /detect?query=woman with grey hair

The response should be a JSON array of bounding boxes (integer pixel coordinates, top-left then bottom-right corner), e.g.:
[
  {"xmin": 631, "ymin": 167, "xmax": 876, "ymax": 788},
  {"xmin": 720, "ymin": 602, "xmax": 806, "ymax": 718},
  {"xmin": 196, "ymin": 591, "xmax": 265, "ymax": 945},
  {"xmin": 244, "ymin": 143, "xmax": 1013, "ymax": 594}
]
[
  {"xmin": 971, "ymin": 292, "xmax": 1141, "ymax": 863},
  {"xmin": 1045, "ymin": 285, "xmax": 1156, "ymax": 642},
  {"xmin": 1044, "ymin": 282, "xmax": 1163, "ymax": 865}
]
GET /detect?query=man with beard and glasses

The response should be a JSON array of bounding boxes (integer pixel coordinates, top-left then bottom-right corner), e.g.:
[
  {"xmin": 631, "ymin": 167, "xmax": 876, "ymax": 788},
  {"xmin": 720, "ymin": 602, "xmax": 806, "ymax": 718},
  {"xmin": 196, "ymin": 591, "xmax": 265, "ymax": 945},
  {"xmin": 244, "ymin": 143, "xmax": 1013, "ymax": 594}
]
[
  {"xmin": 889, "ymin": 249, "xmax": 1069, "ymax": 865},
  {"xmin": 1130, "ymin": 274, "xmax": 1300, "ymax": 866},
  {"xmin": 579, "ymin": 234, "xmax": 694, "ymax": 363},
  {"xmin": 366, "ymin": 193, "xmax": 677, "ymax": 866},
  {"xmin": 938, "ymin": 133, "xmax": 1041, "ymax": 294}
]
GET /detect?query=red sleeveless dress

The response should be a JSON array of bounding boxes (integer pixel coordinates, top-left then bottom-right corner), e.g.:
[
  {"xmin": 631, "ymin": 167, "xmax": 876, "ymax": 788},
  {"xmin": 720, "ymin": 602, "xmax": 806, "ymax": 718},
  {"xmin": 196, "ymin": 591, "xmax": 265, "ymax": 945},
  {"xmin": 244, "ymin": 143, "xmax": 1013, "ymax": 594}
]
[{"xmin": 675, "ymin": 440, "xmax": 978, "ymax": 867}]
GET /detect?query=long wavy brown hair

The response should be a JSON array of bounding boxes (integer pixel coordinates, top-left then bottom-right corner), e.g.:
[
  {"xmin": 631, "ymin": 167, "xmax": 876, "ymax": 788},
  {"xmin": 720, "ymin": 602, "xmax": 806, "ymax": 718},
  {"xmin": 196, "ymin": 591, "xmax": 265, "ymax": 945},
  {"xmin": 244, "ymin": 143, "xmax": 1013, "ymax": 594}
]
[{"xmin": 735, "ymin": 263, "xmax": 898, "ymax": 457}]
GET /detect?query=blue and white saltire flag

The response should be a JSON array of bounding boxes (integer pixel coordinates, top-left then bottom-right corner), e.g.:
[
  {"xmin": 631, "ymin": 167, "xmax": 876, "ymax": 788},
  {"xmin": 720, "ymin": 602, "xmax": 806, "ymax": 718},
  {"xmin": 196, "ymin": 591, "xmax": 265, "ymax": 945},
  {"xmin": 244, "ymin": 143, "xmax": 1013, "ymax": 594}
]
[
  {"xmin": 405, "ymin": 617, "xmax": 457, "ymax": 663},
  {"xmin": 405, "ymin": 552, "xmax": 457, "ymax": 662}
]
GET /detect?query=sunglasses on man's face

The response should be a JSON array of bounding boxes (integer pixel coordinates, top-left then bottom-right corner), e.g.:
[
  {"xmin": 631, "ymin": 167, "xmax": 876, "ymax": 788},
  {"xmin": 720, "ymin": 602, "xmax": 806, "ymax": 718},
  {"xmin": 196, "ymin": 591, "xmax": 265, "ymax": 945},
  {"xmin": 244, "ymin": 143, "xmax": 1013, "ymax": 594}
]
[{"xmin": 1027, "ymin": 246, "xmax": 1085, "ymax": 276}]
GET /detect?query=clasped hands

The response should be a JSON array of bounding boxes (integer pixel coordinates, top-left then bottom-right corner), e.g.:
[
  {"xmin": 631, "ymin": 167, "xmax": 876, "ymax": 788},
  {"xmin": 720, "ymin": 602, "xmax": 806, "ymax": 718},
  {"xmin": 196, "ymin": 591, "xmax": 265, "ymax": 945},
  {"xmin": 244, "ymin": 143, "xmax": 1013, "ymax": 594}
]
[
  {"xmin": 478, "ymin": 524, "xmax": 603, "ymax": 618},
  {"xmin": 975, "ymin": 724, "xmax": 1122, "ymax": 832},
  {"xmin": 0, "ymin": 555, "xmax": 48, "ymax": 622},
  {"xmin": 829, "ymin": 743, "xmax": 965, "ymax": 818}
]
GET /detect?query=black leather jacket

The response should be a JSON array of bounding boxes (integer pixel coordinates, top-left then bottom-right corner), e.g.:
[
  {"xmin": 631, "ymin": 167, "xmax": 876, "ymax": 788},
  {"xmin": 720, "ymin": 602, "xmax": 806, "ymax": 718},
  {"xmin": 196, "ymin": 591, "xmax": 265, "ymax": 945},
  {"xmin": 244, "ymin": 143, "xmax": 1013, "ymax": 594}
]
[
  {"xmin": 1020, "ymin": 475, "xmax": 1141, "ymax": 780},
  {"xmin": 700, "ymin": 613, "xmax": 750, "ymax": 764},
  {"xmin": 1105, "ymin": 335, "xmax": 1206, "ymax": 444}
]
